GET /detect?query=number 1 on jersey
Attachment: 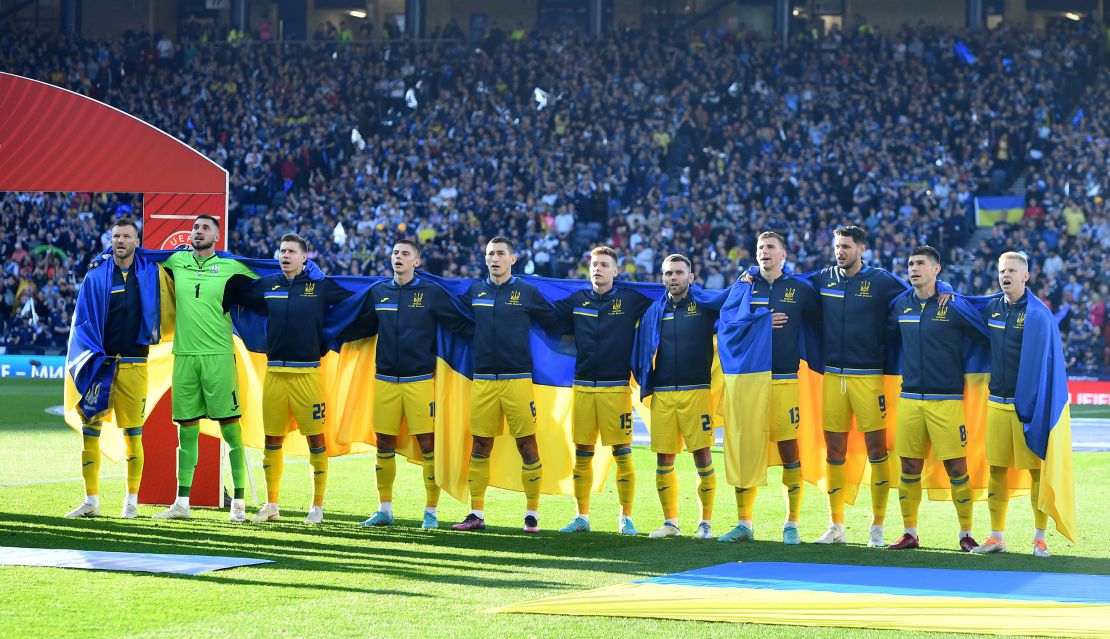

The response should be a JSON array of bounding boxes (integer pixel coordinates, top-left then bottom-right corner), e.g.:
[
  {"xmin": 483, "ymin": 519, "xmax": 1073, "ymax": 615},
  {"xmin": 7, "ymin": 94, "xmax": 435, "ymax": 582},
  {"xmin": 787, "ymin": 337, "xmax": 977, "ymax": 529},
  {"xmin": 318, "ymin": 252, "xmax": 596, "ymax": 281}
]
[{"xmin": 195, "ymin": 283, "xmax": 201, "ymax": 298}]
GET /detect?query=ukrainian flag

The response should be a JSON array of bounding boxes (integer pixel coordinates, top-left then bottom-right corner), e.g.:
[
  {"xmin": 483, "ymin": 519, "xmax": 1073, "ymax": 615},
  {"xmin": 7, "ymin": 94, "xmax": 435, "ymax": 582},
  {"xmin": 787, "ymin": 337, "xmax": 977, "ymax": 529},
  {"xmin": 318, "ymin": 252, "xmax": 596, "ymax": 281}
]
[
  {"xmin": 715, "ymin": 274, "xmax": 826, "ymax": 490},
  {"xmin": 64, "ymin": 250, "xmax": 164, "ymax": 458},
  {"xmin": 960, "ymin": 292, "xmax": 1077, "ymax": 542},
  {"xmin": 974, "ymin": 195, "xmax": 1025, "ymax": 227}
]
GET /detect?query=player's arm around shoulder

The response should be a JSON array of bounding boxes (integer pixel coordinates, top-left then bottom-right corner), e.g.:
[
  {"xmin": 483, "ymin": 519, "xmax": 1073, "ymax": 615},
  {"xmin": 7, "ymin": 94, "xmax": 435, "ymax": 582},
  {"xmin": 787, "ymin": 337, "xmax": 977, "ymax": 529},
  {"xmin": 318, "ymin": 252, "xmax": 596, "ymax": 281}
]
[
  {"xmin": 527, "ymin": 282, "xmax": 564, "ymax": 334},
  {"xmin": 322, "ymin": 277, "xmax": 354, "ymax": 305},
  {"xmin": 429, "ymin": 282, "xmax": 474, "ymax": 336}
]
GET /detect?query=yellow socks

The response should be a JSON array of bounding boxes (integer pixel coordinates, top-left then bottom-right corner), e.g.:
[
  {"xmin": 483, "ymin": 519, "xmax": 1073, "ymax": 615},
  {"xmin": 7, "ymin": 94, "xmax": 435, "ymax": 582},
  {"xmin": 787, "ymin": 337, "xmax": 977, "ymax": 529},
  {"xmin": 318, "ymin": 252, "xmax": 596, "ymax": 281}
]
[
  {"xmin": 869, "ymin": 455, "xmax": 890, "ymax": 526},
  {"xmin": 988, "ymin": 466, "xmax": 1008, "ymax": 533},
  {"xmin": 309, "ymin": 444, "xmax": 327, "ymax": 508},
  {"xmin": 123, "ymin": 427, "xmax": 144, "ymax": 495},
  {"xmin": 735, "ymin": 486, "xmax": 756, "ymax": 521},
  {"xmin": 613, "ymin": 447, "xmax": 635, "ymax": 517},
  {"xmin": 782, "ymin": 461, "xmax": 803, "ymax": 522},
  {"xmin": 375, "ymin": 449, "xmax": 396, "ymax": 504},
  {"xmin": 572, "ymin": 450, "xmax": 593, "ymax": 515},
  {"xmin": 951, "ymin": 472, "xmax": 973, "ymax": 532},
  {"xmin": 522, "ymin": 458, "xmax": 543, "ymax": 511},
  {"xmin": 422, "ymin": 452, "xmax": 440, "ymax": 509},
  {"xmin": 827, "ymin": 459, "xmax": 846, "ymax": 524},
  {"xmin": 262, "ymin": 443, "xmax": 284, "ymax": 503},
  {"xmin": 696, "ymin": 459, "xmax": 716, "ymax": 521},
  {"xmin": 1029, "ymin": 468, "xmax": 1048, "ymax": 530},
  {"xmin": 80, "ymin": 423, "xmax": 102, "ymax": 497},
  {"xmin": 899, "ymin": 471, "xmax": 922, "ymax": 529},
  {"xmin": 468, "ymin": 453, "xmax": 490, "ymax": 511},
  {"xmin": 656, "ymin": 462, "xmax": 678, "ymax": 520}
]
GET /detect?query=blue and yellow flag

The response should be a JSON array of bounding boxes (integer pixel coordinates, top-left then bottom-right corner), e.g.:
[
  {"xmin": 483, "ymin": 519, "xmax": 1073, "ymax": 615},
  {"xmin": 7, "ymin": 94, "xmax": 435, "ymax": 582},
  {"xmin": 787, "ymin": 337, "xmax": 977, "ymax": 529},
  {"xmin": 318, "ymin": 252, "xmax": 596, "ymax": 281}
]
[
  {"xmin": 715, "ymin": 273, "xmax": 826, "ymax": 489},
  {"xmin": 974, "ymin": 196, "xmax": 1025, "ymax": 227},
  {"xmin": 961, "ymin": 292, "xmax": 1076, "ymax": 542}
]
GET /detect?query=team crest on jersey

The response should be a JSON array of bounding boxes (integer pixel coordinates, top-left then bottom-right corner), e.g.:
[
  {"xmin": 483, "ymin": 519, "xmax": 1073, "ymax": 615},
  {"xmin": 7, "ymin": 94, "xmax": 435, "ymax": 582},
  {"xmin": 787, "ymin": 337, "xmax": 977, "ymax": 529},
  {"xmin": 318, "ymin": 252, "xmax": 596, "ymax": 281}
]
[
  {"xmin": 1015, "ymin": 312, "xmax": 1025, "ymax": 328},
  {"xmin": 508, "ymin": 290, "xmax": 522, "ymax": 305},
  {"xmin": 934, "ymin": 305, "xmax": 949, "ymax": 321},
  {"xmin": 209, "ymin": 264, "xmax": 219, "ymax": 275},
  {"xmin": 687, "ymin": 301, "xmax": 698, "ymax": 315},
  {"xmin": 303, "ymin": 282, "xmax": 316, "ymax": 297},
  {"xmin": 856, "ymin": 281, "xmax": 871, "ymax": 297},
  {"xmin": 411, "ymin": 292, "xmax": 424, "ymax": 308},
  {"xmin": 611, "ymin": 298, "xmax": 623, "ymax": 315},
  {"xmin": 782, "ymin": 288, "xmax": 796, "ymax": 304}
]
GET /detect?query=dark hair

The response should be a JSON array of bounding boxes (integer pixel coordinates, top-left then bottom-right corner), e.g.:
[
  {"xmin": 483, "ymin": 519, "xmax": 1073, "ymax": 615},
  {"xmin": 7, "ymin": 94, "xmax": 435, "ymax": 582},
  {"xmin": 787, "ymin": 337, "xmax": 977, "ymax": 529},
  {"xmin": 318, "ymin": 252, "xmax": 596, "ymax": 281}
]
[
  {"xmin": 111, "ymin": 217, "xmax": 140, "ymax": 236},
  {"xmin": 910, "ymin": 245, "xmax": 942, "ymax": 265},
  {"xmin": 833, "ymin": 225, "xmax": 868, "ymax": 246},
  {"xmin": 394, "ymin": 239, "xmax": 422, "ymax": 255},
  {"xmin": 662, "ymin": 253, "xmax": 692, "ymax": 268},
  {"xmin": 280, "ymin": 232, "xmax": 308, "ymax": 252},
  {"xmin": 488, "ymin": 236, "xmax": 514, "ymax": 251},
  {"xmin": 194, "ymin": 214, "xmax": 220, "ymax": 228},
  {"xmin": 756, "ymin": 231, "xmax": 786, "ymax": 250}
]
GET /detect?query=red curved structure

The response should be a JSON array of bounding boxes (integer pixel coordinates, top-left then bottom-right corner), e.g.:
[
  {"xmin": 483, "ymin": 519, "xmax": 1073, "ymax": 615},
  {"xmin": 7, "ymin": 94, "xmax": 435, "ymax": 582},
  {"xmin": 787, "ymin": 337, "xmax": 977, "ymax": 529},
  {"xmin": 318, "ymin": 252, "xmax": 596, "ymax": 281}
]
[{"xmin": 0, "ymin": 72, "xmax": 228, "ymax": 508}]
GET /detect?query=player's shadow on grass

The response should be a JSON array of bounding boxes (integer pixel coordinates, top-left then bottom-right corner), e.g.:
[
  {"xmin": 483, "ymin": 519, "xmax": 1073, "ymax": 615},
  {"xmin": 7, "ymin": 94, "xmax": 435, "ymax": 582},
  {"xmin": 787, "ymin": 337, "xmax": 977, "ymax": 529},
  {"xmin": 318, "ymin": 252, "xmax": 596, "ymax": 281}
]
[{"xmin": 2, "ymin": 512, "xmax": 1108, "ymax": 586}]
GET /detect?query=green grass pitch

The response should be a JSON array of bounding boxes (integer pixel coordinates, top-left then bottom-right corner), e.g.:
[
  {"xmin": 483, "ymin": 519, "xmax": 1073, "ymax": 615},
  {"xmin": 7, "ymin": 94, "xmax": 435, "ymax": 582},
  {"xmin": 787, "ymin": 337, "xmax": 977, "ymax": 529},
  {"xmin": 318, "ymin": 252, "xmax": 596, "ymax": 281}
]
[{"xmin": 0, "ymin": 378, "xmax": 1107, "ymax": 639}]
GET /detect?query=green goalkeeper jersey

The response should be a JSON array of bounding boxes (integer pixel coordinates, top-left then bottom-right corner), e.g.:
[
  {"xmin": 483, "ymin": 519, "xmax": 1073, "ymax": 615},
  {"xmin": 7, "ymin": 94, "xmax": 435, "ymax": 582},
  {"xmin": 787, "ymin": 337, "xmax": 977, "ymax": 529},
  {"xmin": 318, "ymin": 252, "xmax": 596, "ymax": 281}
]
[{"xmin": 162, "ymin": 250, "xmax": 258, "ymax": 355}]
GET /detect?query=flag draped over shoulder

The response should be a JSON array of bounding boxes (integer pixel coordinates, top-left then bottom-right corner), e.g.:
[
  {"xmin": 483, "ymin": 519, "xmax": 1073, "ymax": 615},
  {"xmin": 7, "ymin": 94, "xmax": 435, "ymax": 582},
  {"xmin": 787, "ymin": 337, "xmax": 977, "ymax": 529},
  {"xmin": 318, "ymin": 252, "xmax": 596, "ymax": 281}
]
[
  {"xmin": 65, "ymin": 253, "xmax": 162, "ymax": 412},
  {"xmin": 63, "ymin": 252, "xmax": 164, "ymax": 451},
  {"xmin": 63, "ymin": 248, "xmax": 360, "ymax": 461},
  {"xmin": 324, "ymin": 273, "xmax": 664, "ymax": 501},
  {"xmin": 715, "ymin": 273, "xmax": 825, "ymax": 490},
  {"xmin": 960, "ymin": 292, "xmax": 1076, "ymax": 542},
  {"xmin": 630, "ymin": 285, "xmax": 729, "ymax": 402}
]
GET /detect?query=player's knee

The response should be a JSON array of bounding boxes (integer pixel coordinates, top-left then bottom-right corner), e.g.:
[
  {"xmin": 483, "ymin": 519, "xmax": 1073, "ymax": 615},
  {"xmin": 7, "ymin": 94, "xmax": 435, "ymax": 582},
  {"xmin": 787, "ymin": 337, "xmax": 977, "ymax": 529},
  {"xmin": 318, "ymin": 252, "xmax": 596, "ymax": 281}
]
[
  {"xmin": 943, "ymin": 457, "xmax": 968, "ymax": 477},
  {"xmin": 515, "ymin": 435, "xmax": 538, "ymax": 460},
  {"xmin": 777, "ymin": 440, "xmax": 799, "ymax": 464},
  {"xmin": 900, "ymin": 457, "xmax": 924, "ymax": 474}
]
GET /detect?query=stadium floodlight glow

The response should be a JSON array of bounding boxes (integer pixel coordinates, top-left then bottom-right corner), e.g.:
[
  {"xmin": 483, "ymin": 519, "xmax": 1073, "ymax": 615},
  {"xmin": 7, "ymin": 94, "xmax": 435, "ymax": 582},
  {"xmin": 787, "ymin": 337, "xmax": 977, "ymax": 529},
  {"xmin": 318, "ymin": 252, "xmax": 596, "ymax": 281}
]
[
  {"xmin": 349, "ymin": 9, "xmax": 367, "ymax": 18},
  {"xmin": 1064, "ymin": 12, "xmax": 1081, "ymax": 21}
]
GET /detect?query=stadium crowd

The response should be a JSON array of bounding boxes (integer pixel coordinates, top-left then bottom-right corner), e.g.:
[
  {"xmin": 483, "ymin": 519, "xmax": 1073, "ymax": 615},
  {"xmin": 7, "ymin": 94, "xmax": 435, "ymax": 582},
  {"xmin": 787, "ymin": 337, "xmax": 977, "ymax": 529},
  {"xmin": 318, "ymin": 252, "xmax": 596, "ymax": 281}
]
[{"xmin": 1, "ymin": 18, "xmax": 1108, "ymax": 375}]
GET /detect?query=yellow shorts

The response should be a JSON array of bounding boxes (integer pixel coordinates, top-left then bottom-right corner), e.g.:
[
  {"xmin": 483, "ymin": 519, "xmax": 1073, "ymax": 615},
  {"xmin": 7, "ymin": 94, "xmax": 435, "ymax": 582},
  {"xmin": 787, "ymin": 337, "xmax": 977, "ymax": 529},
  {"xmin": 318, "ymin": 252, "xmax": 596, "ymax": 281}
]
[
  {"xmin": 471, "ymin": 376, "xmax": 537, "ymax": 438},
  {"xmin": 84, "ymin": 361, "xmax": 148, "ymax": 428},
  {"xmin": 374, "ymin": 376, "xmax": 435, "ymax": 436},
  {"xmin": 895, "ymin": 396, "xmax": 967, "ymax": 461},
  {"xmin": 572, "ymin": 384, "xmax": 633, "ymax": 446},
  {"xmin": 262, "ymin": 367, "xmax": 326, "ymax": 437},
  {"xmin": 650, "ymin": 388, "xmax": 714, "ymax": 454},
  {"xmin": 985, "ymin": 401, "xmax": 1041, "ymax": 470},
  {"xmin": 771, "ymin": 378, "xmax": 801, "ymax": 442},
  {"xmin": 823, "ymin": 372, "xmax": 887, "ymax": 433}
]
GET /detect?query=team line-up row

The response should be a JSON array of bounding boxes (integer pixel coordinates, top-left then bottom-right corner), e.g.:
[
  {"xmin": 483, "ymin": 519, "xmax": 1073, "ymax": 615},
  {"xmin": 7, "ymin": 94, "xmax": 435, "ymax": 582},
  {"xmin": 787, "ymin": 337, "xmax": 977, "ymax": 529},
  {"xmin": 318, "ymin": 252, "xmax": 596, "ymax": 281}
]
[{"xmin": 65, "ymin": 216, "xmax": 1064, "ymax": 557}]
